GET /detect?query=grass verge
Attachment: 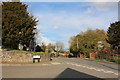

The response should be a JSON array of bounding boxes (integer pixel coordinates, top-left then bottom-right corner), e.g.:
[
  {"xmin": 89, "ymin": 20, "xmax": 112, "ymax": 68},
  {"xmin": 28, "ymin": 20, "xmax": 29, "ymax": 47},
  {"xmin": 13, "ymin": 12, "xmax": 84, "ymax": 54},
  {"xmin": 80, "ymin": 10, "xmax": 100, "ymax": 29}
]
[
  {"xmin": 95, "ymin": 57, "xmax": 120, "ymax": 64},
  {"xmin": 2, "ymin": 50, "xmax": 45, "ymax": 54}
]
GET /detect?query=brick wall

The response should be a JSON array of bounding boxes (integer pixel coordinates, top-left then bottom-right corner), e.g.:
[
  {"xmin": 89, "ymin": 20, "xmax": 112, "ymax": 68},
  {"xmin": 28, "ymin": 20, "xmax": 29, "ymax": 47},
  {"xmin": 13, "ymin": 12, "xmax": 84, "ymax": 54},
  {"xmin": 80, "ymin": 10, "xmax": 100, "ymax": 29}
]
[{"xmin": 89, "ymin": 52, "xmax": 96, "ymax": 59}]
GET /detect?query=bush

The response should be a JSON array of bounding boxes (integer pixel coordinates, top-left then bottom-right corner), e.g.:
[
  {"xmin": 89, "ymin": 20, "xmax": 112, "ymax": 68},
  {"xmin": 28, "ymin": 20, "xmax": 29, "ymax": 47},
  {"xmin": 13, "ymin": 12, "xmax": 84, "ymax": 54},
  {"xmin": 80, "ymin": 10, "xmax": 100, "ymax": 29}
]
[
  {"xmin": 96, "ymin": 49, "xmax": 119, "ymax": 63},
  {"xmin": 96, "ymin": 49, "xmax": 117, "ymax": 59},
  {"xmin": 67, "ymin": 52, "xmax": 73, "ymax": 57},
  {"xmin": 81, "ymin": 52, "xmax": 89, "ymax": 58}
]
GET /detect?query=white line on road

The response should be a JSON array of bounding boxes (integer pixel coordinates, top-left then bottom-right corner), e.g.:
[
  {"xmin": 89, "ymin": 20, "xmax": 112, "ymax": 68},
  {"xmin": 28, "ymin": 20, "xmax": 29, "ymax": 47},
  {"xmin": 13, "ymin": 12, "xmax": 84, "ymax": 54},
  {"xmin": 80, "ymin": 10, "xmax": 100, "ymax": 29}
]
[
  {"xmin": 66, "ymin": 62, "xmax": 118, "ymax": 76},
  {"xmin": 50, "ymin": 62, "xmax": 61, "ymax": 65}
]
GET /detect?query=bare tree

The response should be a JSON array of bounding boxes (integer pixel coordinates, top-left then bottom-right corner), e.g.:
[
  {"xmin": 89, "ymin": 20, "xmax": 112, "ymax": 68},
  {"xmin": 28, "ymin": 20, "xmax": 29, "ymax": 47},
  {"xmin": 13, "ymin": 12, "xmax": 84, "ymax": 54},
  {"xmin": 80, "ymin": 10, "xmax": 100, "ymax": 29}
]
[
  {"xmin": 55, "ymin": 42, "xmax": 64, "ymax": 51},
  {"xmin": 55, "ymin": 42, "xmax": 64, "ymax": 56}
]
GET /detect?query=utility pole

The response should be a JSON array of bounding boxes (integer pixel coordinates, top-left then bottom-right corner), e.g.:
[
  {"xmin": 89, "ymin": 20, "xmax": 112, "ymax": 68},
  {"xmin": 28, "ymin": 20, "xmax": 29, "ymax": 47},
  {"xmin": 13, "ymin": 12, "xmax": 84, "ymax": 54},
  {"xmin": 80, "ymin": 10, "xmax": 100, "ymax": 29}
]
[
  {"xmin": 77, "ymin": 37, "xmax": 79, "ymax": 50},
  {"xmin": 76, "ymin": 37, "xmax": 79, "ymax": 57}
]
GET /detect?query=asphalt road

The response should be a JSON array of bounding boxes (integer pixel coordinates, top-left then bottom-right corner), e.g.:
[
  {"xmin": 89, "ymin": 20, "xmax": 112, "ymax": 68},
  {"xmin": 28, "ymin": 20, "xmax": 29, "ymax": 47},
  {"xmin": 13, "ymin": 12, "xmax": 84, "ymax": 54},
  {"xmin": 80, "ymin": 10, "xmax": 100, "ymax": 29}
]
[{"xmin": 1, "ymin": 57, "xmax": 119, "ymax": 79}]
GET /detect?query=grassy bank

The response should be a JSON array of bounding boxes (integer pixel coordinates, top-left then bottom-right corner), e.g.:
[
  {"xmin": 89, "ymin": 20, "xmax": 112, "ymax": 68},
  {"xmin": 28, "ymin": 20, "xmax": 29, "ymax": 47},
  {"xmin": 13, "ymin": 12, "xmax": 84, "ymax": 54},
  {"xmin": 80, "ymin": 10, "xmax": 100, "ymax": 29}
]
[
  {"xmin": 95, "ymin": 57, "xmax": 120, "ymax": 64},
  {"xmin": 2, "ymin": 50, "xmax": 44, "ymax": 54}
]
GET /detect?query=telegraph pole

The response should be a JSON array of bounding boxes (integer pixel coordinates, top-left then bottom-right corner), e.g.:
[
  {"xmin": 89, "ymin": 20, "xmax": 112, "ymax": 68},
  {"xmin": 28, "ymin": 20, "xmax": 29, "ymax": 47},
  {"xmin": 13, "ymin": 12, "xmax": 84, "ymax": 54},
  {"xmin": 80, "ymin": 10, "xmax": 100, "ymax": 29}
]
[
  {"xmin": 77, "ymin": 37, "xmax": 79, "ymax": 50},
  {"xmin": 76, "ymin": 37, "xmax": 79, "ymax": 57}
]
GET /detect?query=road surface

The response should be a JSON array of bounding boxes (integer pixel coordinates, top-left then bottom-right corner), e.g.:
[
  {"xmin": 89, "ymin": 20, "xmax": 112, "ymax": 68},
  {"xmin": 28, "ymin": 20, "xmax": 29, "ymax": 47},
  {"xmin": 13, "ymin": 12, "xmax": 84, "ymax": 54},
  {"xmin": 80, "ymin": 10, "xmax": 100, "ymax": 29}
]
[{"xmin": 1, "ymin": 58, "xmax": 119, "ymax": 79}]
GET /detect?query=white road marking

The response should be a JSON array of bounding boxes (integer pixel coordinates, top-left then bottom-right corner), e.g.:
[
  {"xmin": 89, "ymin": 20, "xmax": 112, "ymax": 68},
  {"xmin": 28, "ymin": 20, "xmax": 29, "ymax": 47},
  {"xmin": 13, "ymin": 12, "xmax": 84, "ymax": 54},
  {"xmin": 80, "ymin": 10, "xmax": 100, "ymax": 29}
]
[
  {"xmin": 67, "ymin": 63, "xmax": 70, "ymax": 64},
  {"xmin": 41, "ymin": 64, "xmax": 50, "ymax": 66},
  {"xmin": 50, "ymin": 62, "xmax": 61, "ymax": 65},
  {"xmin": 75, "ymin": 64, "xmax": 81, "ymax": 67},
  {"xmin": 114, "ymin": 73, "xmax": 118, "ymax": 75},
  {"xmin": 66, "ymin": 62, "xmax": 118, "ymax": 75}
]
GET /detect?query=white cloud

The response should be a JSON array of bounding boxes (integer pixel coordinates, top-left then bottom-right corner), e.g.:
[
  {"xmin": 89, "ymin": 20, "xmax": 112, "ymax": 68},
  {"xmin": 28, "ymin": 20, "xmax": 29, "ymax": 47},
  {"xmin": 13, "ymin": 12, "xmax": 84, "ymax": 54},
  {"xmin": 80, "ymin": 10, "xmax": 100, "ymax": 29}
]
[
  {"xmin": 40, "ymin": 36, "xmax": 52, "ymax": 45},
  {"xmin": 91, "ymin": 2, "xmax": 118, "ymax": 11},
  {"xmin": 35, "ymin": 32, "xmax": 53, "ymax": 46},
  {"xmin": 53, "ymin": 26, "xmax": 59, "ymax": 29},
  {"xmin": 84, "ymin": 0, "xmax": 119, "ymax": 2},
  {"xmin": 20, "ymin": 0, "xmax": 119, "ymax": 2},
  {"xmin": 85, "ymin": 8, "xmax": 93, "ymax": 14},
  {"xmin": 1, "ymin": 0, "xmax": 119, "ymax": 2},
  {"xmin": 36, "ymin": 10, "xmax": 117, "ymax": 31}
]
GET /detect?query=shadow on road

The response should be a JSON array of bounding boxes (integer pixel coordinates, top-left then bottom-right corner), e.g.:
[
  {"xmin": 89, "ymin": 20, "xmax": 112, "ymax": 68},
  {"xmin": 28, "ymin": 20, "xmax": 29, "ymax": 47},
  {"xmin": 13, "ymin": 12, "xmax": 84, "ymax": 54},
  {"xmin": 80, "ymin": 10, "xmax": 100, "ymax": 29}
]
[
  {"xmin": 101, "ymin": 64, "xmax": 119, "ymax": 71},
  {"xmin": 54, "ymin": 68, "xmax": 104, "ymax": 80}
]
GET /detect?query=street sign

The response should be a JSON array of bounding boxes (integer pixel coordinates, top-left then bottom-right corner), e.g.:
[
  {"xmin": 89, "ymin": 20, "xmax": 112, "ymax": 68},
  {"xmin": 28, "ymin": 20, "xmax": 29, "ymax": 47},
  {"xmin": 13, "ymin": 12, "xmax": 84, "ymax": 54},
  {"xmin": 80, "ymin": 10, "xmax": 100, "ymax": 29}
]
[
  {"xmin": 33, "ymin": 55, "xmax": 41, "ymax": 63},
  {"xmin": 33, "ymin": 55, "xmax": 40, "ymax": 58}
]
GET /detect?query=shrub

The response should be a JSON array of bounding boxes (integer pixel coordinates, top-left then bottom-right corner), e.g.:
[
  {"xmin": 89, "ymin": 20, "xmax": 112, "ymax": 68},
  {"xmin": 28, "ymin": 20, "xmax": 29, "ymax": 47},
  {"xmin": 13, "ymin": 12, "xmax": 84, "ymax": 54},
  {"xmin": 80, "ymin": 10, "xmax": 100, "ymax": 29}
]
[
  {"xmin": 67, "ymin": 52, "xmax": 73, "ymax": 56},
  {"xmin": 96, "ymin": 49, "xmax": 118, "ymax": 62},
  {"xmin": 81, "ymin": 52, "xmax": 89, "ymax": 58}
]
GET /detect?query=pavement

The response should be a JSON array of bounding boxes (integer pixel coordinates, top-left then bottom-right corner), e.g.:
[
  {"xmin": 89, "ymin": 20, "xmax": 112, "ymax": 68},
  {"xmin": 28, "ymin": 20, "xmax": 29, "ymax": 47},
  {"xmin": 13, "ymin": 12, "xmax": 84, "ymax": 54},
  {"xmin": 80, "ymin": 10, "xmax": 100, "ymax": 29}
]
[{"xmin": 1, "ymin": 57, "xmax": 119, "ymax": 79}]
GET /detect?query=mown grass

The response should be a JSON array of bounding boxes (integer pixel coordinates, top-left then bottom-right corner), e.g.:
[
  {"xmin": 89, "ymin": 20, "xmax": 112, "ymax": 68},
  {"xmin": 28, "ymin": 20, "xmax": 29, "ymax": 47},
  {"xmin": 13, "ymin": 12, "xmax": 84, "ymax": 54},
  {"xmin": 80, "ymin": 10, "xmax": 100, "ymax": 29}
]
[
  {"xmin": 2, "ymin": 50, "xmax": 45, "ymax": 54},
  {"xmin": 95, "ymin": 57, "xmax": 120, "ymax": 64}
]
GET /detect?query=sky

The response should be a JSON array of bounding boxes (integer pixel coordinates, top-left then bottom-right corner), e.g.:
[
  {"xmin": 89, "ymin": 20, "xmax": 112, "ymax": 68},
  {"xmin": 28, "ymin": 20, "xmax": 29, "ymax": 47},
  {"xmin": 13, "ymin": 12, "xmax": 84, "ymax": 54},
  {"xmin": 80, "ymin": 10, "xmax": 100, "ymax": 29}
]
[
  {"xmin": 1, "ymin": 0, "xmax": 119, "ymax": 49},
  {"xmin": 23, "ymin": 2, "xmax": 118, "ymax": 49},
  {"xmin": 1, "ymin": 0, "xmax": 120, "ymax": 2}
]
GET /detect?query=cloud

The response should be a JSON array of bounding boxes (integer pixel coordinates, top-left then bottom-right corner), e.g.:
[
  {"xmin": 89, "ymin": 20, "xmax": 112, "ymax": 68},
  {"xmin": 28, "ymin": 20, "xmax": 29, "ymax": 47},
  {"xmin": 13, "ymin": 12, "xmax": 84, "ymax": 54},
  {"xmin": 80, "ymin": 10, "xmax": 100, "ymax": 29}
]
[
  {"xmin": 85, "ymin": 8, "xmax": 93, "ymax": 14},
  {"xmin": 35, "ymin": 32, "xmax": 53, "ymax": 46},
  {"xmin": 36, "ymin": 9, "xmax": 117, "ymax": 30},
  {"xmin": 53, "ymin": 26, "xmax": 59, "ymax": 29},
  {"xmin": 20, "ymin": 0, "xmax": 119, "ymax": 2},
  {"xmin": 91, "ymin": 2, "xmax": 118, "ymax": 11},
  {"xmin": 84, "ymin": 0, "xmax": 119, "ymax": 2},
  {"xmin": 40, "ymin": 36, "xmax": 52, "ymax": 45},
  {"xmin": 1, "ymin": 0, "xmax": 119, "ymax": 2}
]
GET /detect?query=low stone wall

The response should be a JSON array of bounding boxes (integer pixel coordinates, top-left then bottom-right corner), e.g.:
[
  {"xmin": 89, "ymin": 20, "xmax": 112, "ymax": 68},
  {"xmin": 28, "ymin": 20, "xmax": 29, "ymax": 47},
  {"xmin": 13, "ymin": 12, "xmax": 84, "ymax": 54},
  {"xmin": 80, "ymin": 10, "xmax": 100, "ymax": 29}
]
[{"xmin": 0, "ymin": 52, "xmax": 50, "ymax": 63}]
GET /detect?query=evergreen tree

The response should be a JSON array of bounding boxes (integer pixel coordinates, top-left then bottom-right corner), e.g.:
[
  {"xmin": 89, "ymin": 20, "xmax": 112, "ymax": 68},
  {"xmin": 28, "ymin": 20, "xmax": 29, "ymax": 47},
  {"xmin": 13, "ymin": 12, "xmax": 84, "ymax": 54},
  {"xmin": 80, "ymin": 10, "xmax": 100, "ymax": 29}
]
[
  {"xmin": 2, "ymin": 2, "xmax": 38, "ymax": 49},
  {"xmin": 107, "ymin": 21, "xmax": 120, "ymax": 52},
  {"xmin": 35, "ymin": 45, "xmax": 42, "ymax": 52}
]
